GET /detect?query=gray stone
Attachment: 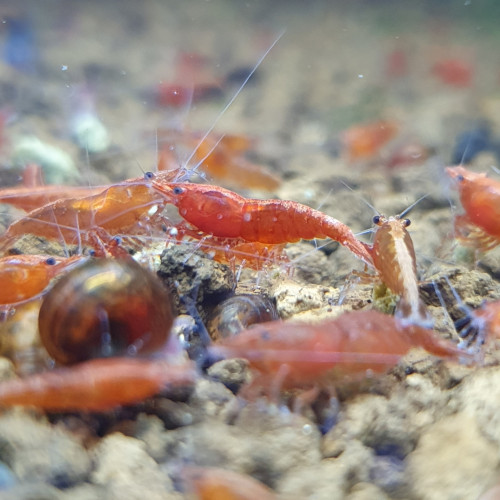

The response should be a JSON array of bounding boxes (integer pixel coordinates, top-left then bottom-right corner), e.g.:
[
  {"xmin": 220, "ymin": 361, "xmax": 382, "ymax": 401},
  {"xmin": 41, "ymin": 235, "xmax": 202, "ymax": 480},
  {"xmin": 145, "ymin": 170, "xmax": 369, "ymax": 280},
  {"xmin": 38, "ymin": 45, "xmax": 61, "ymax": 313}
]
[{"xmin": 0, "ymin": 411, "xmax": 90, "ymax": 488}]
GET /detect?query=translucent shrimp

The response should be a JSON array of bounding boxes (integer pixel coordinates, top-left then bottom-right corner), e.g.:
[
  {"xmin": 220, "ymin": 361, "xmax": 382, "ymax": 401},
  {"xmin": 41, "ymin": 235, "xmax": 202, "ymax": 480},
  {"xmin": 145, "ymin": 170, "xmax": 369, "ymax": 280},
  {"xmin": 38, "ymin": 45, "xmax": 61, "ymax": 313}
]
[
  {"xmin": 0, "ymin": 172, "xmax": 179, "ymax": 256},
  {"xmin": 367, "ymin": 213, "xmax": 431, "ymax": 325},
  {"xmin": 211, "ymin": 310, "xmax": 463, "ymax": 393}
]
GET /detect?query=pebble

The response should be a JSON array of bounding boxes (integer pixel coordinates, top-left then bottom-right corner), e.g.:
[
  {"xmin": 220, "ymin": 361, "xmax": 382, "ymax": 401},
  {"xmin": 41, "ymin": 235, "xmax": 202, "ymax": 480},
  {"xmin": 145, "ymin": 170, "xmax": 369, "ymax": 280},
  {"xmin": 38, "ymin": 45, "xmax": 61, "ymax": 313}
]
[
  {"xmin": 406, "ymin": 413, "xmax": 498, "ymax": 500},
  {"xmin": 0, "ymin": 410, "xmax": 90, "ymax": 488},
  {"xmin": 91, "ymin": 433, "xmax": 179, "ymax": 500},
  {"xmin": 457, "ymin": 365, "xmax": 500, "ymax": 446},
  {"xmin": 11, "ymin": 136, "xmax": 79, "ymax": 184}
]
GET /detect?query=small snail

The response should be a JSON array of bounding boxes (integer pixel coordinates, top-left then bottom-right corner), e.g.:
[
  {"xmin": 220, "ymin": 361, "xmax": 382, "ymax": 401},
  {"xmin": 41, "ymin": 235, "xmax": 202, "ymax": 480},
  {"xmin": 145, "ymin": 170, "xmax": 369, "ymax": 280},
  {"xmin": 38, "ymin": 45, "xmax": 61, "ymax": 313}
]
[
  {"xmin": 208, "ymin": 294, "xmax": 278, "ymax": 341},
  {"xmin": 38, "ymin": 258, "xmax": 174, "ymax": 365}
]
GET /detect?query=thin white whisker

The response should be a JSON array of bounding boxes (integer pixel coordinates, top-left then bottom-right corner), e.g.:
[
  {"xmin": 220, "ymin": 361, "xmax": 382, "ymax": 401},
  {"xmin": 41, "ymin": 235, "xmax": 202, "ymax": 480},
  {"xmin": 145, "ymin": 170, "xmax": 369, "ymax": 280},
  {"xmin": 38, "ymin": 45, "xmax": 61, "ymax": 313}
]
[
  {"xmin": 190, "ymin": 133, "xmax": 226, "ymax": 174},
  {"xmin": 182, "ymin": 30, "xmax": 285, "ymax": 170},
  {"xmin": 339, "ymin": 179, "xmax": 379, "ymax": 215},
  {"xmin": 398, "ymin": 193, "xmax": 428, "ymax": 219}
]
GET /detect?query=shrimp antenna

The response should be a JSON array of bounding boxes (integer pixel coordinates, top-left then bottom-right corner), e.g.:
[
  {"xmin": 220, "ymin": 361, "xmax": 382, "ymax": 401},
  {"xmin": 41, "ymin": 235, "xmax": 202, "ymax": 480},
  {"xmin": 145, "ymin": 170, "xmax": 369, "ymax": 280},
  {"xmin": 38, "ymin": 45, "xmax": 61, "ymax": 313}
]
[
  {"xmin": 397, "ymin": 193, "xmax": 428, "ymax": 219},
  {"xmin": 315, "ymin": 188, "xmax": 333, "ymax": 212},
  {"xmin": 134, "ymin": 159, "xmax": 146, "ymax": 176},
  {"xmin": 355, "ymin": 228, "xmax": 374, "ymax": 237},
  {"xmin": 490, "ymin": 165, "xmax": 500, "ymax": 176},
  {"xmin": 183, "ymin": 29, "xmax": 285, "ymax": 169},
  {"xmin": 339, "ymin": 180, "xmax": 379, "ymax": 215},
  {"xmin": 190, "ymin": 133, "xmax": 226, "ymax": 175}
]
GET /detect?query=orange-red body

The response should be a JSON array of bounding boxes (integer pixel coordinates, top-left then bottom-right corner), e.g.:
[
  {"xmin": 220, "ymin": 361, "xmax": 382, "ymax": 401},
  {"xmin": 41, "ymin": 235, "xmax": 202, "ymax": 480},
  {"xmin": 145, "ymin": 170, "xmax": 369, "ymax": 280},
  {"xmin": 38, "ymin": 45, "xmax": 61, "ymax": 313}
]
[
  {"xmin": 157, "ymin": 181, "xmax": 374, "ymax": 267},
  {"xmin": 192, "ymin": 135, "xmax": 281, "ymax": 191},
  {"xmin": 0, "ymin": 171, "xmax": 371, "ymax": 266},
  {"xmin": 0, "ymin": 175, "xmax": 176, "ymax": 256},
  {"xmin": 432, "ymin": 59, "xmax": 473, "ymax": 88},
  {"xmin": 0, "ymin": 184, "xmax": 105, "ymax": 213},
  {"xmin": 182, "ymin": 466, "xmax": 278, "ymax": 500},
  {"xmin": 158, "ymin": 131, "xmax": 281, "ymax": 191},
  {"xmin": 211, "ymin": 310, "xmax": 461, "ymax": 391},
  {"xmin": 447, "ymin": 166, "xmax": 500, "ymax": 251},
  {"xmin": 0, "ymin": 357, "xmax": 197, "ymax": 411},
  {"xmin": 341, "ymin": 120, "xmax": 398, "ymax": 162},
  {"xmin": 366, "ymin": 215, "xmax": 429, "ymax": 324},
  {"xmin": 156, "ymin": 52, "xmax": 222, "ymax": 108},
  {"xmin": 0, "ymin": 254, "xmax": 85, "ymax": 306}
]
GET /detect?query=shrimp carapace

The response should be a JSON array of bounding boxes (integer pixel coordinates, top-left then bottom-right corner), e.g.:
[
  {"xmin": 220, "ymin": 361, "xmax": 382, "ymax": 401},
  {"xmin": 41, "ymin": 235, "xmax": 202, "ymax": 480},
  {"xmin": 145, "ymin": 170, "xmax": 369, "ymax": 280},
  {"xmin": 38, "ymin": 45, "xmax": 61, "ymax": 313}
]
[
  {"xmin": 211, "ymin": 310, "xmax": 462, "ymax": 392},
  {"xmin": 446, "ymin": 165, "xmax": 500, "ymax": 252},
  {"xmin": 155, "ymin": 181, "xmax": 374, "ymax": 267}
]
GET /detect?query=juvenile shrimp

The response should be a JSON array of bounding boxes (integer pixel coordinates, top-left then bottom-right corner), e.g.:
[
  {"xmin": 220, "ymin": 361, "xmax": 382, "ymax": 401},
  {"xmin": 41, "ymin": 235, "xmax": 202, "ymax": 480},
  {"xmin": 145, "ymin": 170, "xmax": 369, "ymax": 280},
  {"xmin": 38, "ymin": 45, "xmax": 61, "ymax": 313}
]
[
  {"xmin": 0, "ymin": 357, "xmax": 197, "ymax": 411},
  {"xmin": 0, "ymin": 254, "xmax": 85, "ymax": 309},
  {"xmin": 366, "ymin": 213, "xmax": 431, "ymax": 325},
  {"xmin": 446, "ymin": 165, "xmax": 500, "ymax": 252},
  {"xmin": 154, "ymin": 180, "xmax": 374, "ymax": 267},
  {"xmin": 210, "ymin": 310, "xmax": 463, "ymax": 393}
]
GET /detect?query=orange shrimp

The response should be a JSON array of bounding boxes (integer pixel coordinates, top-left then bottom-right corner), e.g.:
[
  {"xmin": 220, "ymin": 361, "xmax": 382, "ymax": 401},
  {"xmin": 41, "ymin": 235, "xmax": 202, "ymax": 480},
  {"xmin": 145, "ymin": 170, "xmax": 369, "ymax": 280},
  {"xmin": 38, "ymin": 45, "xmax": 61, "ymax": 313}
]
[
  {"xmin": 182, "ymin": 466, "xmax": 278, "ymax": 500},
  {"xmin": 446, "ymin": 165, "xmax": 500, "ymax": 252},
  {"xmin": 0, "ymin": 254, "xmax": 85, "ymax": 308},
  {"xmin": 341, "ymin": 119, "xmax": 399, "ymax": 162},
  {"xmin": 192, "ymin": 135, "xmax": 281, "ymax": 191},
  {"xmin": 211, "ymin": 310, "xmax": 463, "ymax": 392},
  {"xmin": 0, "ymin": 173, "xmax": 179, "ymax": 256},
  {"xmin": 158, "ymin": 130, "xmax": 281, "ymax": 191},
  {"xmin": 0, "ymin": 183, "xmax": 106, "ymax": 213},
  {"xmin": 366, "ymin": 214, "xmax": 430, "ymax": 325},
  {"xmin": 0, "ymin": 357, "xmax": 197, "ymax": 411},
  {"xmin": 154, "ymin": 180, "xmax": 374, "ymax": 267}
]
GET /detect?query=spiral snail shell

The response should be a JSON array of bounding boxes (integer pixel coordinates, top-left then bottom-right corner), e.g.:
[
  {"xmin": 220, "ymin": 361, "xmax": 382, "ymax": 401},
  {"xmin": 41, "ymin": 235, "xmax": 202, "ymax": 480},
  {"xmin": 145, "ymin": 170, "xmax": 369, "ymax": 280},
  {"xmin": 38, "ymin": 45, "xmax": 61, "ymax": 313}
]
[
  {"xmin": 38, "ymin": 258, "xmax": 174, "ymax": 365},
  {"xmin": 208, "ymin": 294, "xmax": 278, "ymax": 341}
]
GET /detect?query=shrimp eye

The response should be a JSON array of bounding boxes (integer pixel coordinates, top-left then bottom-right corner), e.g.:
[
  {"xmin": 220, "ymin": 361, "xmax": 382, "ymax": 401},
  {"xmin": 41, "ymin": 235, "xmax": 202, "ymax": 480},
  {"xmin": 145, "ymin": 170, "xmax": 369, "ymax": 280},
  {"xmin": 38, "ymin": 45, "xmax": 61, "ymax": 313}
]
[
  {"xmin": 113, "ymin": 236, "xmax": 123, "ymax": 245},
  {"xmin": 372, "ymin": 215, "xmax": 381, "ymax": 225},
  {"xmin": 45, "ymin": 257, "xmax": 57, "ymax": 266},
  {"xmin": 144, "ymin": 171, "xmax": 155, "ymax": 180},
  {"xmin": 402, "ymin": 218, "xmax": 411, "ymax": 227},
  {"xmin": 457, "ymin": 174, "xmax": 464, "ymax": 182},
  {"xmin": 173, "ymin": 186, "xmax": 184, "ymax": 195}
]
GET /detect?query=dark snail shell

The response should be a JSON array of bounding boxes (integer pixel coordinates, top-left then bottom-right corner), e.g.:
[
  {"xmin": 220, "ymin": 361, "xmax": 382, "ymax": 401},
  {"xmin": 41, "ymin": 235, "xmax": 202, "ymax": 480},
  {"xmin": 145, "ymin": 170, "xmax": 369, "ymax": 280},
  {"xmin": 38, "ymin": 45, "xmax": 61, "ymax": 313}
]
[
  {"xmin": 208, "ymin": 294, "xmax": 278, "ymax": 341},
  {"xmin": 38, "ymin": 258, "xmax": 174, "ymax": 365}
]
